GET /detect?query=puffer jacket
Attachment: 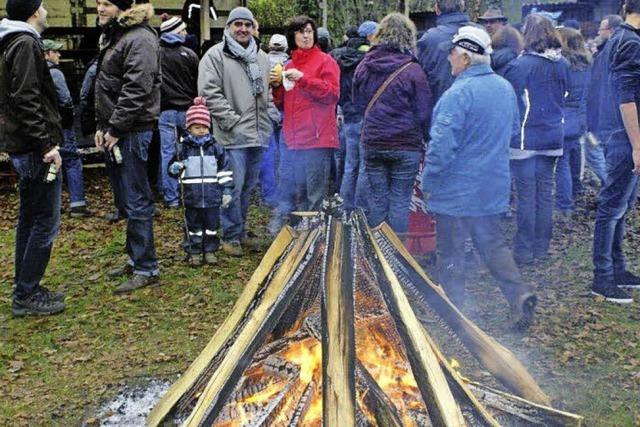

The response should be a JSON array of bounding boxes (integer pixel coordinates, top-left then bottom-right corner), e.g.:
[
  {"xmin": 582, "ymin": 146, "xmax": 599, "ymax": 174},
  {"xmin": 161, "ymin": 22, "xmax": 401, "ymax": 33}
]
[
  {"xmin": 0, "ymin": 19, "xmax": 62, "ymax": 155},
  {"xmin": 95, "ymin": 3, "xmax": 161, "ymax": 138},
  {"xmin": 282, "ymin": 45, "xmax": 340, "ymax": 150},
  {"xmin": 198, "ymin": 37, "xmax": 275, "ymax": 149},
  {"xmin": 168, "ymin": 133, "xmax": 233, "ymax": 209},
  {"xmin": 353, "ymin": 45, "xmax": 432, "ymax": 152},
  {"xmin": 503, "ymin": 50, "xmax": 569, "ymax": 151}
]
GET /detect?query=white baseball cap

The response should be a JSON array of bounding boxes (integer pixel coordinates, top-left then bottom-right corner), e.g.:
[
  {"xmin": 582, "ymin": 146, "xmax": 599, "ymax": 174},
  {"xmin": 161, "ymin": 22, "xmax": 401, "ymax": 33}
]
[
  {"xmin": 269, "ymin": 34, "xmax": 288, "ymax": 49},
  {"xmin": 440, "ymin": 25, "xmax": 493, "ymax": 55}
]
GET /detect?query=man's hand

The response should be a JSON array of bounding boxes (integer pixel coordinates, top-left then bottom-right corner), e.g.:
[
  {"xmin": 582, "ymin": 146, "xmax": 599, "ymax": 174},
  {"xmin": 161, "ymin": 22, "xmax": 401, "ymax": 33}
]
[
  {"xmin": 222, "ymin": 194, "xmax": 232, "ymax": 209},
  {"xmin": 43, "ymin": 147, "xmax": 62, "ymax": 169},
  {"xmin": 284, "ymin": 68, "xmax": 303, "ymax": 82},
  {"xmin": 104, "ymin": 132, "xmax": 119, "ymax": 151},
  {"xmin": 633, "ymin": 148, "xmax": 640, "ymax": 175},
  {"xmin": 95, "ymin": 130, "xmax": 105, "ymax": 150}
]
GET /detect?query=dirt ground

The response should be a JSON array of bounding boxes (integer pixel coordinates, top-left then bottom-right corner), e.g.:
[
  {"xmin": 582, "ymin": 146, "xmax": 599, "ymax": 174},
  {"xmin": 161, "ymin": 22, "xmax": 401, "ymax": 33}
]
[{"xmin": 0, "ymin": 169, "xmax": 638, "ymax": 426}]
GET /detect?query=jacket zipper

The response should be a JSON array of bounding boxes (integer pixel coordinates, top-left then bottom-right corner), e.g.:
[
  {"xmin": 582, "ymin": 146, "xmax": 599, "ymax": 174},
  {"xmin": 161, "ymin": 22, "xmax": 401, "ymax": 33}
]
[{"xmin": 200, "ymin": 147, "xmax": 205, "ymax": 208}]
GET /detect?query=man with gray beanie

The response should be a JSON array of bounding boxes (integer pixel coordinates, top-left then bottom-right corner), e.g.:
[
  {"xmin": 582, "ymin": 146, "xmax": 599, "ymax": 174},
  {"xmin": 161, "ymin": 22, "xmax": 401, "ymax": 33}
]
[
  {"xmin": 0, "ymin": 0, "xmax": 65, "ymax": 315},
  {"xmin": 198, "ymin": 6, "xmax": 275, "ymax": 257},
  {"xmin": 94, "ymin": 0, "xmax": 162, "ymax": 293}
]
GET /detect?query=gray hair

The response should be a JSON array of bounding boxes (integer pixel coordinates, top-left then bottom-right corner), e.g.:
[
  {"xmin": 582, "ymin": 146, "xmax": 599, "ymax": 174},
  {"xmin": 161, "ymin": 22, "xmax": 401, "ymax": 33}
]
[
  {"xmin": 453, "ymin": 46, "xmax": 491, "ymax": 65},
  {"xmin": 436, "ymin": 0, "xmax": 465, "ymax": 14}
]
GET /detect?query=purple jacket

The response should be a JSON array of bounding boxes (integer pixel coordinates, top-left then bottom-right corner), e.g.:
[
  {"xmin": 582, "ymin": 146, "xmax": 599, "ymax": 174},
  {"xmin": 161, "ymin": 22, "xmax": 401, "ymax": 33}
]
[{"xmin": 353, "ymin": 45, "xmax": 433, "ymax": 152}]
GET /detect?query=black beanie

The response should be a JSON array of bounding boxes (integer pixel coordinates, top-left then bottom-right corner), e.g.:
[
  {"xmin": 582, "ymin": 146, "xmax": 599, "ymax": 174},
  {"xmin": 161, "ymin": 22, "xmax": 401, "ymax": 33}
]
[
  {"xmin": 110, "ymin": 0, "xmax": 134, "ymax": 11},
  {"xmin": 6, "ymin": 0, "xmax": 43, "ymax": 22}
]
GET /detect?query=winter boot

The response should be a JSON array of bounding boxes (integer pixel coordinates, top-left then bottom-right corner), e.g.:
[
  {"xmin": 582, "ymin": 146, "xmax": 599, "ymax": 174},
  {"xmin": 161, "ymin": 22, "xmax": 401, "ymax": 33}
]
[
  {"xmin": 222, "ymin": 240, "xmax": 243, "ymax": 257},
  {"xmin": 204, "ymin": 252, "xmax": 218, "ymax": 265}
]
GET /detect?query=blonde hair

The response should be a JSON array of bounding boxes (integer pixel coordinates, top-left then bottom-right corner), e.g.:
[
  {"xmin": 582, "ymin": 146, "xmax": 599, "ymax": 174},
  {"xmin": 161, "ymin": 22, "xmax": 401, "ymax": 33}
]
[{"xmin": 373, "ymin": 12, "xmax": 417, "ymax": 51}]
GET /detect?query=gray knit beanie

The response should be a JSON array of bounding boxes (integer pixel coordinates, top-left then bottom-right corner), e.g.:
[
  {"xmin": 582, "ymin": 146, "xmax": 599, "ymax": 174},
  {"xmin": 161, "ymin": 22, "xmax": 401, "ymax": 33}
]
[{"xmin": 226, "ymin": 7, "xmax": 254, "ymax": 25}]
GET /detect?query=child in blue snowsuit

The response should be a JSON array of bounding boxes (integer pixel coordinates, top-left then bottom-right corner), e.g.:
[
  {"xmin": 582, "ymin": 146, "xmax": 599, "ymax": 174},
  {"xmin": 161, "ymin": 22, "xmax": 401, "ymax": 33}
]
[{"xmin": 168, "ymin": 97, "xmax": 233, "ymax": 266}]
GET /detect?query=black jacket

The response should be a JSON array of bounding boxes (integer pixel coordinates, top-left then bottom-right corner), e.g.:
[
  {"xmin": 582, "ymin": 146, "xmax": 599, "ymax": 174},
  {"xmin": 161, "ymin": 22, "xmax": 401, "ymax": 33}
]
[
  {"xmin": 159, "ymin": 34, "xmax": 198, "ymax": 111},
  {"xmin": 95, "ymin": 4, "xmax": 161, "ymax": 138},
  {"xmin": 0, "ymin": 21, "xmax": 62, "ymax": 154},
  {"xmin": 331, "ymin": 37, "xmax": 367, "ymax": 123},
  {"xmin": 609, "ymin": 23, "xmax": 640, "ymax": 128}
]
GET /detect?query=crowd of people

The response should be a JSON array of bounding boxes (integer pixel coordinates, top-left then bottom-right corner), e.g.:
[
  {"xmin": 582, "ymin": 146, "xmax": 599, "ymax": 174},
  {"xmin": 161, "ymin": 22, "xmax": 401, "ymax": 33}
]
[{"xmin": 1, "ymin": 0, "xmax": 640, "ymax": 330}]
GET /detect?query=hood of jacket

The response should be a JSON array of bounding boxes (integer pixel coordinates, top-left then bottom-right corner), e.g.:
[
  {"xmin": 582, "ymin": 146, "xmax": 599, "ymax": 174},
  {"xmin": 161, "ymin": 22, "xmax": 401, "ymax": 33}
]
[
  {"xmin": 528, "ymin": 48, "xmax": 563, "ymax": 62},
  {"xmin": 0, "ymin": 18, "xmax": 40, "ymax": 44},
  {"xmin": 491, "ymin": 47, "xmax": 518, "ymax": 71},
  {"xmin": 160, "ymin": 32, "xmax": 185, "ymax": 47},
  {"xmin": 359, "ymin": 45, "xmax": 414, "ymax": 73},
  {"xmin": 332, "ymin": 39, "xmax": 367, "ymax": 69},
  {"xmin": 118, "ymin": 3, "xmax": 154, "ymax": 28}
]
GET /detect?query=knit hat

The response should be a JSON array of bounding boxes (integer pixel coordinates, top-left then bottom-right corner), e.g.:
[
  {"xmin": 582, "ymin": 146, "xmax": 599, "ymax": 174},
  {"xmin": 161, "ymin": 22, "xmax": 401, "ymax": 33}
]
[
  {"xmin": 110, "ymin": 0, "xmax": 133, "ymax": 11},
  {"xmin": 317, "ymin": 27, "xmax": 330, "ymax": 41},
  {"xmin": 161, "ymin": 16, "xmax": 187, "ymax": 34},
  {"xmin": 186, "ymin": 97, "xmax": 211, "ymax": 130},
  {"xmin": 269, "ymin": 34, "xmax": 288, "ymax": 49},
  {"xmin": 226, "ymin": 7, "xmax": 254, "ymax": 25},
  {"xmin": 6, "ymin": 0, "xmax": 42, "ymax": 21},
  {"xmin": 358, "ymin": 21, "xmax": 378, "ymax": 37}
]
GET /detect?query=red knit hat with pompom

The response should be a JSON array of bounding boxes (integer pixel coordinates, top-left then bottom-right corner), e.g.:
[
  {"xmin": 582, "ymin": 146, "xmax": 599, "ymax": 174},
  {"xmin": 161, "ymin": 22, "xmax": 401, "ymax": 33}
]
[{"xmin": 186, "ymin": 97, "xmax": 211, "ymax": 130}]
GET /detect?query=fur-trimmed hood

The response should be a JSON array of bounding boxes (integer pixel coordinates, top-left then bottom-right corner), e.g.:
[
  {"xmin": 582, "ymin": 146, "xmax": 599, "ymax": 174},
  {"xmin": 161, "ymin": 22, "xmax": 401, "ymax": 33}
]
[{"xmin": 117, "ymin": 3, "xmax": 154, "ymax": 28}]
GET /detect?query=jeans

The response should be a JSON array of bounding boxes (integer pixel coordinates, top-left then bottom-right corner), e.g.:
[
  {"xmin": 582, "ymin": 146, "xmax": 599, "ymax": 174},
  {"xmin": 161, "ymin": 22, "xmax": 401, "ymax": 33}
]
[
  {"xmin": 184, "ymin": 207, "xmax": 220, "ymax": 254},
  {"xmin": 260, "ymin": 127, "xmax": 281, "ymax": 207},
  {"xmin": 364, "ymin": 149, "xmax": 421, "ymax": 233},
  {"xmin": 592, "ymin": 137, "xmax": 639, "ymax": 281},
  {"xmin": 334, "ymin": 126, "xmax": 346, "ymax": 192},
  {"xmin": 106, "ymin": 131, "xmax": 159, "ymax": 276},
  {"xmin": 511, "ymin": 155, "xmax": 557, "ymax": 263},
  {"xmin": 435, "ymin": 214, "xmax": 532, "ymax": 305},
  {"xmin": 555, "ymin": 137, "xmax": 582, "ymax": 211},
  {"xmin": 339, "ymin": 121, "xmax": 369, "ymax": 213},
  {"xmin": 277, "ymin": 144, "xmax": 333, "ymax": 216},
  {"xmin": 586, "ymin": 135, "xmax": 608, "ymax": 185},
  {"xmin": 158, "ymin": 110, "xmax": 187, "ymax": 206},
  {"xmin": 60, "ymin": 129, "xmax": 86, "ymax": 208},
  {"xmin": 10, "ymin": 152, "xmax": 62, "ymax": 299},
  {"xmin": 222, "ymin": 147, "xmax": 263, "ymax": 242}
]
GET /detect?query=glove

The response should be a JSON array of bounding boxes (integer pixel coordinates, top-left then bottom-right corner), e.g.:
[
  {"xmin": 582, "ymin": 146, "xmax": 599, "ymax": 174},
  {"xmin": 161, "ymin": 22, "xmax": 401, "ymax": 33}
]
[
  {"xmin": 169, "ymin": 162, "xmax": 185, "ymax": 175},
  {"xmin": 222, "ymin": 194, "xmax": 232, "ymax": 209}
]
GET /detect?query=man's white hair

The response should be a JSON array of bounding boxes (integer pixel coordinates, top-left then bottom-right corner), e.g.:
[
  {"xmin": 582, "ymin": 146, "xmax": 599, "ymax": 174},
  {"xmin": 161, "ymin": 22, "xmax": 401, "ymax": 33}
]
[{"xmin": 454, "ymin": 46, "xmax": 491, "ymax": 65}]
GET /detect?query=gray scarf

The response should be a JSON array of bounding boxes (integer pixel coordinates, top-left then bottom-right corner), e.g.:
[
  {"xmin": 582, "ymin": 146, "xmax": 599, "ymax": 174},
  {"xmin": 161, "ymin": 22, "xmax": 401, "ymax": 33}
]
[{"xmin": 224, "ymin": 29, "xmax": 264, "ymax": 97}]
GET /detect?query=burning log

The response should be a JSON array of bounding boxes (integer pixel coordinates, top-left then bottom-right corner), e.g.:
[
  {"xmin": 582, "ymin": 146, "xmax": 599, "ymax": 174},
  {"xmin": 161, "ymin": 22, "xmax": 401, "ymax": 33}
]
[{"xmin": 355, "ymin": 360, "xmax": 404, "ymax": 427}]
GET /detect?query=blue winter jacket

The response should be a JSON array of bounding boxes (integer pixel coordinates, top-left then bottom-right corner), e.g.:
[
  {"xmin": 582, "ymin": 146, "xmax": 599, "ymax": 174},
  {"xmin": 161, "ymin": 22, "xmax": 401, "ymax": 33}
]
[
  {"xmin": 417, "ymin": 12, "xmax": 471, "ymax": 103},
  {"xmin": 503, "ymin": 51, "xmax": 569, "ymax": 151},
  {"xmin": 168, "ymin": 134, "xmax": 233, "ymax": 209},
  {"xmin": 422, "ymin": 64, "xmax": 519, "ymax": 217},
  {"xmin": 563, "ymin": 65, "xmax": 591, "ymax": 139},
  {"xmin": 587, "ymin": 37, "xmax": 617, "ymax": 136}
]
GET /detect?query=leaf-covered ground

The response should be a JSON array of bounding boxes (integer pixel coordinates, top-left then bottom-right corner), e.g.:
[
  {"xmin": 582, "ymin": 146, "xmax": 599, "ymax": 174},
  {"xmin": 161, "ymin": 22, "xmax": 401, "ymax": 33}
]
[{"xmin": 0, "ymin": 170, "xmax": 638, "ymax": 426}]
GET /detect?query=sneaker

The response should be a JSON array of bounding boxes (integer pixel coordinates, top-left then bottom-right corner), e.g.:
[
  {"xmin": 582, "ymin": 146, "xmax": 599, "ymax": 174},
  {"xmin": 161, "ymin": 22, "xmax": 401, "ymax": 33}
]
[
  {"xmin": 187, "ymin": 254, "xmax": 203, "ymax": 267},
  {"xmin": 70, "ymin": 206, "xmax": 94, "ymax": 218},
  {"xmin": 204, "ymin": 252, "xmax": 218, "ymax": 265},
  {"xmin": 12, "ymin": 290, "xmax": 65, "ymax": 316},
  {"xmin": 39, "ymin": 286, "xmax": 65, "ymax": 302},
  {"xmin": 114, "ymin": 274, "xmax": 159, "ymax": 294},
  {"xmin": 510, "ymin": 293, "xmax": 537, "ymax": 331},
  {"xmin": 615, "ymin": 271, "xmax": 640, "ymax": 289},
  {"xmin": 591, "ymin": 280, "xmax": 633, "ymax": 304},
  {"xmin": 221, "ymin": 240, "xmax": 243, "ymax": 257},
  {"xmin": 107, "ymin": 263, "xmax": 134, "ymax": 278}
]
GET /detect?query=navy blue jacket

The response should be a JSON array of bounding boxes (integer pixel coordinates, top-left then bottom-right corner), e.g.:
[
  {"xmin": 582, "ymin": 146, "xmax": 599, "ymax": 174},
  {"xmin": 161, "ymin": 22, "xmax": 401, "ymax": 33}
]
[
  {"xmin": 417, "ymin": 12, "xmax": 471, "ymax": 103},
  {"xmin": 331, "ymin": 37, "xmax": 367, "ymax": 123},
  {"xmin": 491, "ymin": 47, "xmax": 518, "ymax": 77},
  {"xmin": 564, "ymin": 66, "xmax": 591, "ymax": 139},
  {"xmin": 169, "ymin": 134, "xmax": 233, "ymax": 209},
  {"xmin": 503, "ymin": 51, "xmax": 569, "ymax": 151}
]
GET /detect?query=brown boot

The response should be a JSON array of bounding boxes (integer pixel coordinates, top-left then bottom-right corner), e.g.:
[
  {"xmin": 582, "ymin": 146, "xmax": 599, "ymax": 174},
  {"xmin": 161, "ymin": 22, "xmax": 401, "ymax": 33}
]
[{"xmin": 221, "ymin": 240, "xmax": 243, "ymax": 257}]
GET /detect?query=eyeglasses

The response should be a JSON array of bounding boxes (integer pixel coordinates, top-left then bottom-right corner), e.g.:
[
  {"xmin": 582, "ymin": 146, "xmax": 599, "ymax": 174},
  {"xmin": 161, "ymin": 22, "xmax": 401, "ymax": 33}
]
[
  {"xmin": 296, "ymin": 29, "xmax": 314, "ymax": 35},
  {"xmin": 232, "ymin": 21, "xmax": 254, "ymax": 29}
]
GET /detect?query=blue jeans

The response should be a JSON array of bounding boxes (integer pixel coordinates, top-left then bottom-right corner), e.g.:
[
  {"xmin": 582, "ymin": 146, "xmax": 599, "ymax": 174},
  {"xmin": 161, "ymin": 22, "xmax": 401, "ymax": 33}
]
[
  {"xmin": 10, "ymin": 152, "xmax": 62, "ymax": 298},
  {"xmin": 592, "ymin": 137, "xmax": 639, "ymax": 281},
  {"xmin": 511, "ymin": 155, "xmax": 557, "ymax": 263},
  {"xmin": 260, "ymin": 127, "xmax": 281, "ymax": 207},
  {"xmin": 106, "ymin": 131, "xmax": 159, "ymax": 276},
  {"xmin": 586, "ymin": 135, "xmax": 607, "ymax": 185},
  {"xmin": 339, "ymin": 121, "xmax": 369, "ymax": 213},
  {"xmin": 277, "ymin": 144, "xmax": 333, "ymax": 216},
  {"xmin": 363, "ymin": 149, "xmax": 422, "ymax": 233},
  {"xmin": 222, "ymin": 147, "xmax": 263, "ymax": 242},
  {"xmin": 60, "ymin": 129, "xmax": 86, "ymax": 208},
  {"xmin": 555, "ymin": 137, "xmax": 582, "ymax": 211},
  {"xmin": 158, "ymin": 110, "xmax": 187, "ymax": 206}
]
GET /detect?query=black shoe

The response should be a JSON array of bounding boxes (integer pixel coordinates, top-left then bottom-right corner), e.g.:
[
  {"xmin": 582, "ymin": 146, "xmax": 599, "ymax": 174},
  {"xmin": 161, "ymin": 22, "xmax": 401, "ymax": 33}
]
[
  {"xmin": 39, "ymin": 286, "xmax": 65, "ymax": 302},
  {"xmin": 70, "ymin": 206, "xmax": 94, "ymax": 218},
  {"xmin": 107, "ymin": 263, "xmax": 134, "ymax": 278},
  {"xmin": 12, "ymin": 290, "xmax": 65, "ymax": 316},
  {"xmin": 511, "ymin": 293, "xmax": 537, "ymax": 331},
  {"xmin": 614, "ymin": 271, "xmax": 640, "ymax": 289},
  {"xmin": 592, "ymin": 281, "xmax": 633, "ymax": 304},
  {"xmin": 104, "ymin": 211, "xmax": 123, "ymax": 223},
  {"xmin": 114, "ymin": 274, "xmax": 159, "ymax": 294}
]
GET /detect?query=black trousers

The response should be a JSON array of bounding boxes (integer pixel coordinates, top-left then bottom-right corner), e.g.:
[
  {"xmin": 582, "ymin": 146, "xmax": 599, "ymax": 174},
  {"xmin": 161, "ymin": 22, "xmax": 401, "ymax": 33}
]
[{"xmin": 184, "ymin": 207, "xmax": 220, "ymax": 254}]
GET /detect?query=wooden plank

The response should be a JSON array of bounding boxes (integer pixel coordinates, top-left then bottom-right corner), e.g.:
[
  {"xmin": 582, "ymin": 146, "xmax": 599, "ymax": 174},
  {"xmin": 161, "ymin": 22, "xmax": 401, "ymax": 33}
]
[
  {"xmin": 183, "ymin": 228, "xmax": 320, "ymax": 427},
  {"xmin": 322, "ymin": 219, "xmax": 356, "ymax": 427},
  {"xmin": 377, "ymin": 222, "xmax": 552, "ymax": 406},
  {"xmin": 362, "ymin": 221, "xmax": 466, "ymax": 427},
  {"xmin": 147, "ymin": 227, "xmax": 296, "ymax": 427}
]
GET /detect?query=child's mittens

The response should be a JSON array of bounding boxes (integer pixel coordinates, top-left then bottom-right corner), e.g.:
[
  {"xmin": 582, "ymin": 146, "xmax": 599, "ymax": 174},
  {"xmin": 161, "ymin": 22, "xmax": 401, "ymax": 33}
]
[
  {"xmin": 169, "ymin": 162, "xmax": 185, "ymax": 175},
  {"xmin": 222, "ymin": 194, "xmax": 232, "ymax": 208}
]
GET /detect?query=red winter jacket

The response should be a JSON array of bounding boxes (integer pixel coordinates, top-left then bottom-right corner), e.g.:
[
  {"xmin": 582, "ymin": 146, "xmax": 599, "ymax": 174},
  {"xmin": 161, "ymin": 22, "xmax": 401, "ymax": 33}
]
[{"xmin": 282, "ymin": 46, "xmax": 340, "ymax": 150}]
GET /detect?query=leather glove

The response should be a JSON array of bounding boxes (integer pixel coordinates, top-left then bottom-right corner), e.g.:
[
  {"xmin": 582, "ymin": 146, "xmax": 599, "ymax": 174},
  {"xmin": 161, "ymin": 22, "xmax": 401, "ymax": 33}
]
[
  {"xmin": 222, "ymin": 194, "xmax": 232, "ymax": 209},
  {"xmin": 169, "ymin": 162, "xmax": 185, "ymax": 175}
]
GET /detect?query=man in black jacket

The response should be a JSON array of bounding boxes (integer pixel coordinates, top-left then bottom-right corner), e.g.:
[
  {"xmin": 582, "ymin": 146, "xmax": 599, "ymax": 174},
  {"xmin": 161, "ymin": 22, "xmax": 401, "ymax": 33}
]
[
  {"xmin": 158, "ymin": 15, "xmax": 198, "ymax": 208},
  {"xmin": 0, "ymin": 0, "xmax": 65, "ymax": 316},
  {"xmin": 94, "ymin": 0, "xmax": 162, "ymax": 293}
]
